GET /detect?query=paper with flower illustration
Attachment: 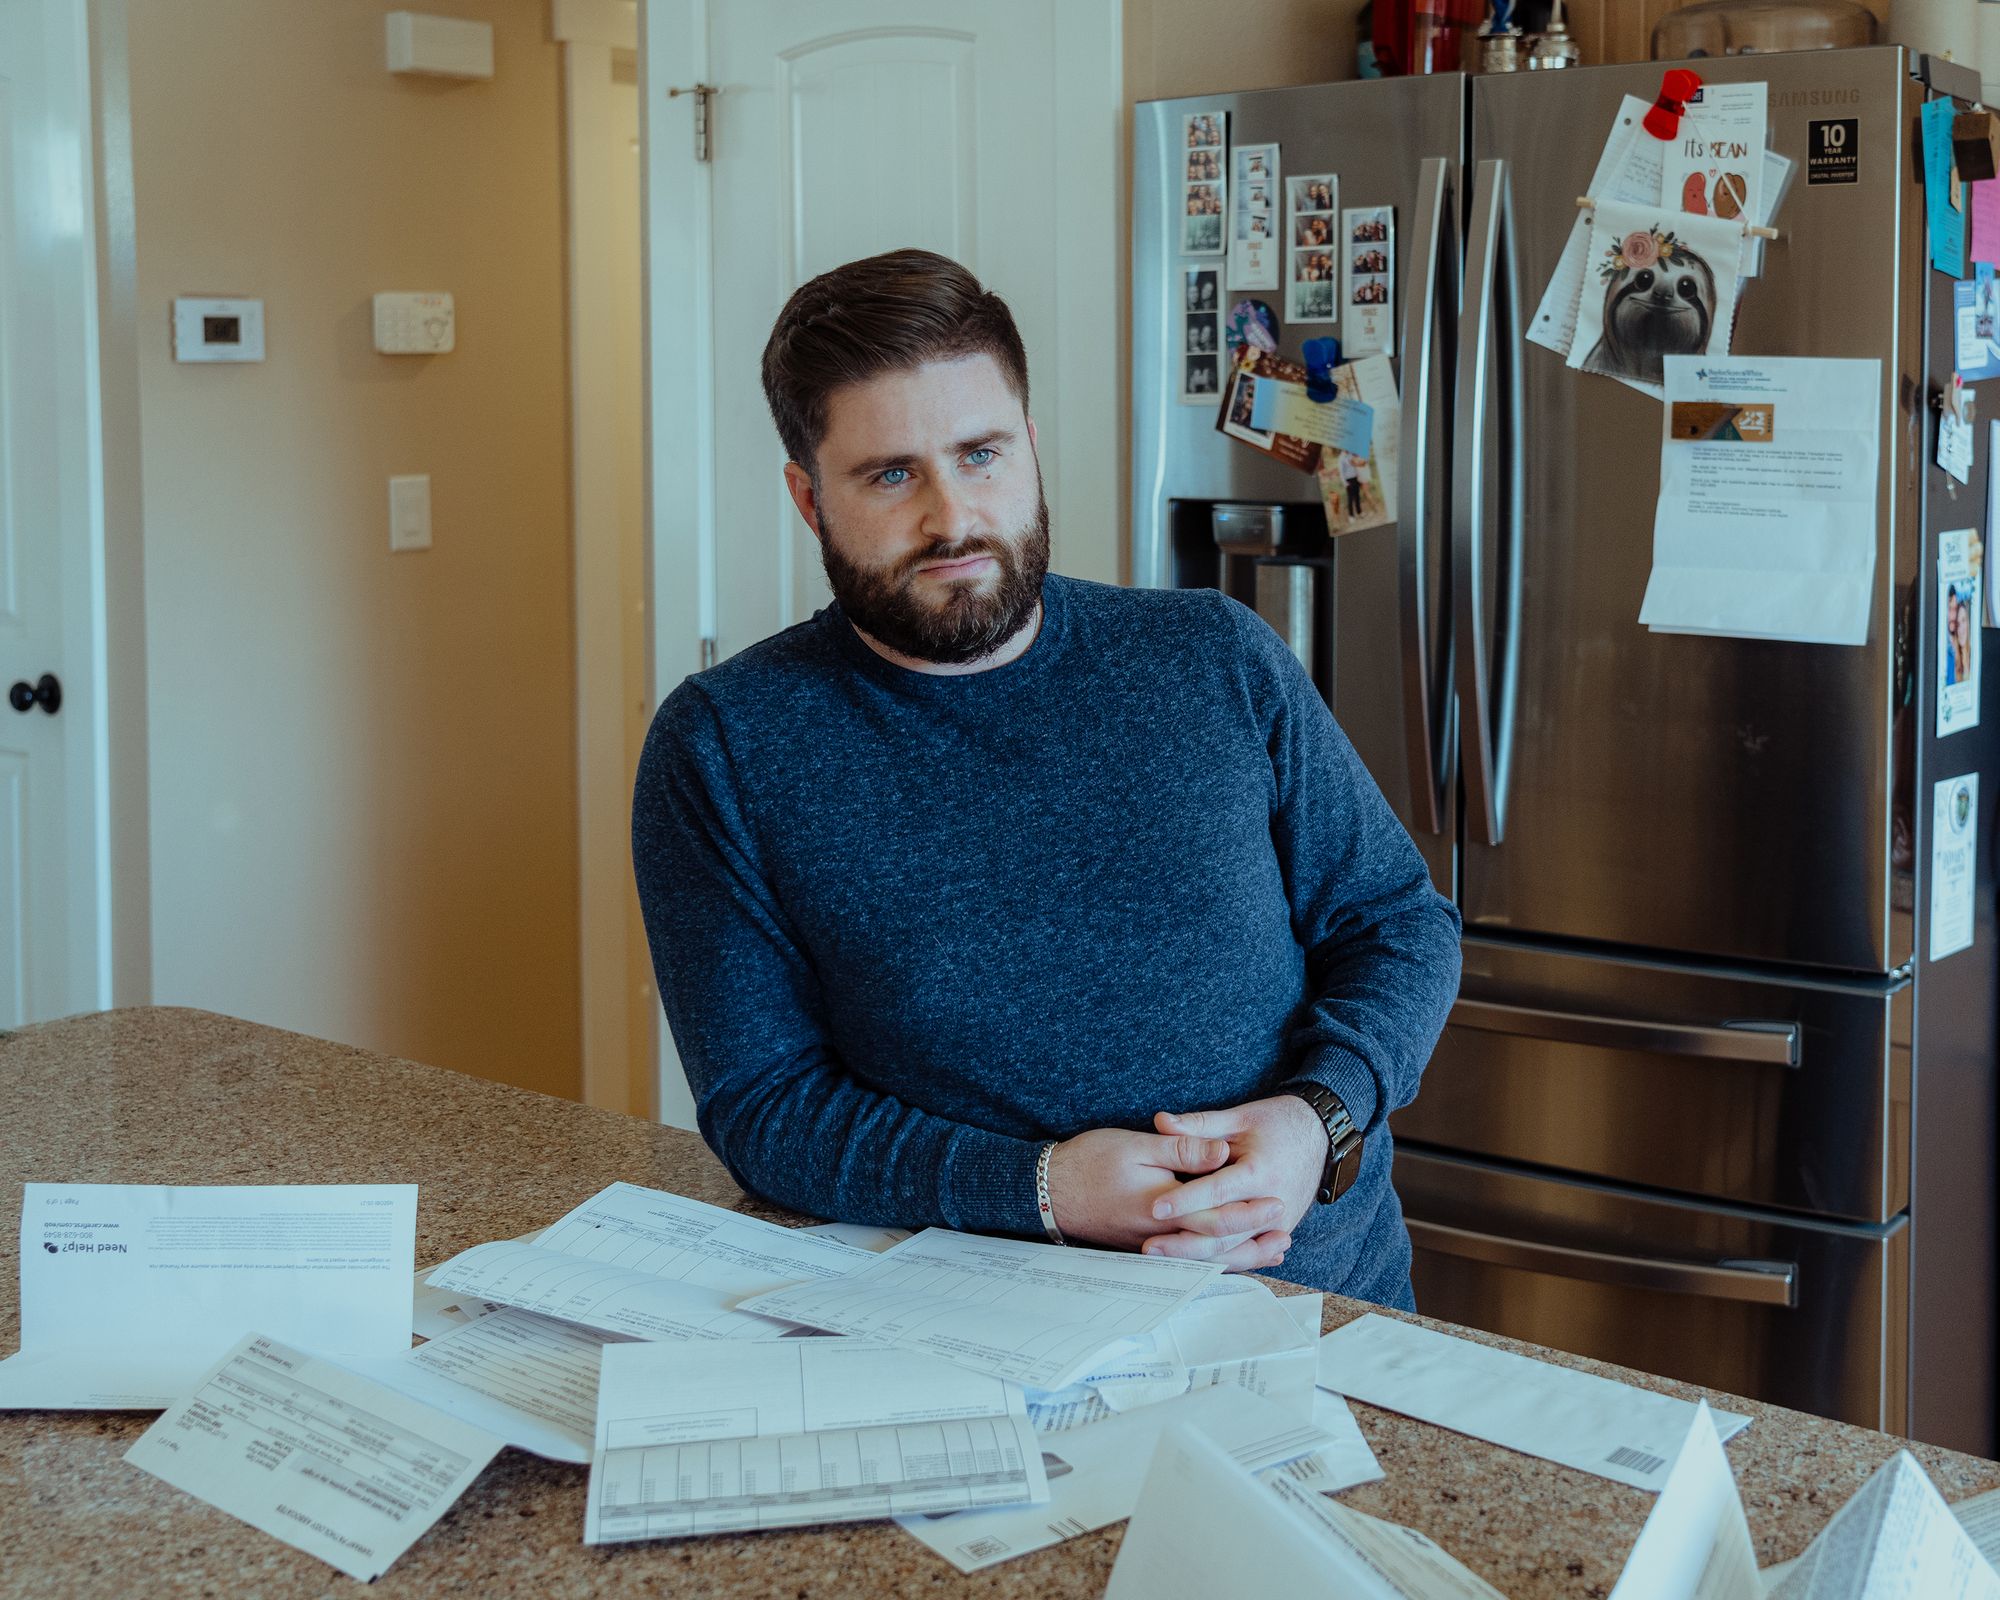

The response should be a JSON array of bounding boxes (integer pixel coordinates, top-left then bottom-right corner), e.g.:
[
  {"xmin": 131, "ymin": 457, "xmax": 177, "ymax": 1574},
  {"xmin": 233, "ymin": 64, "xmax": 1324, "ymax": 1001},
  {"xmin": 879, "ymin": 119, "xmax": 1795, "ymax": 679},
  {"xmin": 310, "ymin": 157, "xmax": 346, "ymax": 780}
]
[{"xmin": 1569, "ymin": 200, "xmax": 1744, "ymax": 400}]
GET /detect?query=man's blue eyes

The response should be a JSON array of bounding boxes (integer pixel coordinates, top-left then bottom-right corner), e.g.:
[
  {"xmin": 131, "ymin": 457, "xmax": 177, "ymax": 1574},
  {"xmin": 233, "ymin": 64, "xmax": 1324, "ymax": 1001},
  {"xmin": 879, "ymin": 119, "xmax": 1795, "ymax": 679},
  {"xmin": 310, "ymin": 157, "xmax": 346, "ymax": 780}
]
[{"xmin": 877, "ymin": 449, "xmax": 997, "ymax": 487}]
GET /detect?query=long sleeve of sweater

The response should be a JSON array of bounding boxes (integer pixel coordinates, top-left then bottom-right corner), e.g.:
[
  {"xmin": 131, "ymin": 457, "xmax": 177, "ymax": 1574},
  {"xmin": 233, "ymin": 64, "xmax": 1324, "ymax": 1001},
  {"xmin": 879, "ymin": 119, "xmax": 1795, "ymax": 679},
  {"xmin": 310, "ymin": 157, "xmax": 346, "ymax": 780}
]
[{"xmin": 632, "ymin": 685, "xmax": 1046, "ymax": 1237}]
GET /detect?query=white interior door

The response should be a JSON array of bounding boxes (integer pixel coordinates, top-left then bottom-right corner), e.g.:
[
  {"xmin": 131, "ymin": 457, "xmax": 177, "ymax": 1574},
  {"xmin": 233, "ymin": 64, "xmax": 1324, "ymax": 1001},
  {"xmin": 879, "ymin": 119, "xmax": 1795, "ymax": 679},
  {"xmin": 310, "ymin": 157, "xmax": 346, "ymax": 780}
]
[
  {"xmin": 644, "ymin": 0, "xmax": 1119, "ymax": 1125},
  {"xmin": 0, "ymin": 0, "xmax": 101, "ymax": 1027}
]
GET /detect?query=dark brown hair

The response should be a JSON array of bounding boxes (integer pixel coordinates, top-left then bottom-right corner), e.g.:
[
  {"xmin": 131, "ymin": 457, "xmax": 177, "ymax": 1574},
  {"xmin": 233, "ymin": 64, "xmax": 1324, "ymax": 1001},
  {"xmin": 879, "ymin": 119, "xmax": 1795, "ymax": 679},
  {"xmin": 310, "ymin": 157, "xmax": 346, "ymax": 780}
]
[{"xmin": 760, "ymin": 249, "xmax": 1030, "ymax": 474}]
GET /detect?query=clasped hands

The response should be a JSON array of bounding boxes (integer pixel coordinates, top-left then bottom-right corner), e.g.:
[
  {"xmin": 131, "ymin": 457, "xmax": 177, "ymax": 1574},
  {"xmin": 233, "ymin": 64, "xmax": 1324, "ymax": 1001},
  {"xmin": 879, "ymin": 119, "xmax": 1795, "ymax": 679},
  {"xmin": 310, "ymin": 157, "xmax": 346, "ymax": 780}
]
[{"xmin": 1044, "ymin": 1095, "xmax": 1329, "ymax": 1273}]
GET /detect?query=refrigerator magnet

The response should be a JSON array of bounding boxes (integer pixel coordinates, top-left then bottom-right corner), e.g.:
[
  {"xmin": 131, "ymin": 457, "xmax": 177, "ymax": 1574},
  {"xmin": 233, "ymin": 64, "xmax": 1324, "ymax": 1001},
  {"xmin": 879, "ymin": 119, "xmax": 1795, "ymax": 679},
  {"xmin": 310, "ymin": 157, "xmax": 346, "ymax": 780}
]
[
  {"xmin": 1180, "ymin": 269, "xmax": 1222, "ymax": 403},
  {"xmin": 1341, "ymin": 205, "xmax": 1396, "ymax": 358},
  {"xmin": 1228, "ymin": 142, "xmax": 1281, "ymax": 290},
  {"xmin": 1181, "ymin": 113, "xmax": 1227, "ymax": 256},
  {"xmin": 1929, "ymin": 773, "xmax": 1978, "ymax": 962},
  {"xmin": 1285, "ymin": 174, "xmax": 1340, "ymax": 324},
  {"xmin": 1937, "ymin": 528, "xmax": 1982, "ymax": 737}
]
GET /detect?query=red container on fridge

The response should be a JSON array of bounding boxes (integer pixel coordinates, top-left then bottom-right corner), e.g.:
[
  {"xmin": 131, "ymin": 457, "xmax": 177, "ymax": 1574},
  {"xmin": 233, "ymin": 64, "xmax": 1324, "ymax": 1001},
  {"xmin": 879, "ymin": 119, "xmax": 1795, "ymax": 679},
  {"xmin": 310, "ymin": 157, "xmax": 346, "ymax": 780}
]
[{"xmin": 1372, "ymin": 0, "xmax": 1486, "ymax": 75}]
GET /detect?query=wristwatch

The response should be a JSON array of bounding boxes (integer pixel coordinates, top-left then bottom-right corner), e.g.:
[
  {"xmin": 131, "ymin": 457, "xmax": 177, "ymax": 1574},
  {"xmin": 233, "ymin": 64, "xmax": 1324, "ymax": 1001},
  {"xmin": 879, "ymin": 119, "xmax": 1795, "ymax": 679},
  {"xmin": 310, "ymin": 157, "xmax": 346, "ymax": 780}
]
[{"xmin": 1277, "ymin": 1080, "xmax": 1365, "ymax": 1204}]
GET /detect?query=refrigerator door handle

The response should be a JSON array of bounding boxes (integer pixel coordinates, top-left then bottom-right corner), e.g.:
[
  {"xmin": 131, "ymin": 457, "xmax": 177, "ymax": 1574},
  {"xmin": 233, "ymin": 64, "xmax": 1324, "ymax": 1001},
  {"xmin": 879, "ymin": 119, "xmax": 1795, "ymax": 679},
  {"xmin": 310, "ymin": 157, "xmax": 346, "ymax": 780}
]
[
  {"xmin": 1450, "ymin": 998, "xmax": 1801, "ymax": 1068},
  {"xmin": 1398, "ymin": 156, "xmax": 1455, "ymax": 836},
  {"xmin": 1452, "ymin": 158, "xmax": 1525, "ymax": 848},
  {"xmin": 1406, "ymin": 1219, "xmax": 1799, "ymax": 1307}
]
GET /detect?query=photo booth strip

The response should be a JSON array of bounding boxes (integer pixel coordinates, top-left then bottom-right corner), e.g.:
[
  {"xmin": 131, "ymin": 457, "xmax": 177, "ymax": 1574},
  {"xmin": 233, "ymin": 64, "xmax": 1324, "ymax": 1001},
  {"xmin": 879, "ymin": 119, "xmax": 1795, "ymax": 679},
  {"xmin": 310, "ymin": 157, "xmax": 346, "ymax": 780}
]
[
  {"xmin": 1180, "ymin": 111, "xmax": 1228, "ymax": 258},
  {"xmin": 1285, "ymin": 174, "xmax": 1341, "ymax": 325},
  {"xmin": 1182, "ymin": 269, "xmax": 1224, "ymax": 403}
]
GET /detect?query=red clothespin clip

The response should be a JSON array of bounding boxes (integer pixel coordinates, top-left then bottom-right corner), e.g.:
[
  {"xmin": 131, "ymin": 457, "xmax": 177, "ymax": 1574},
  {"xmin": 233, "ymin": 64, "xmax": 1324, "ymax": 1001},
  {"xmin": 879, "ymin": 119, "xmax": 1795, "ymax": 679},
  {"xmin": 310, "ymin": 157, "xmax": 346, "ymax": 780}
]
[{"xmin": 1643, "ymin": 68, "xmax": 1703, "ymax": 141}]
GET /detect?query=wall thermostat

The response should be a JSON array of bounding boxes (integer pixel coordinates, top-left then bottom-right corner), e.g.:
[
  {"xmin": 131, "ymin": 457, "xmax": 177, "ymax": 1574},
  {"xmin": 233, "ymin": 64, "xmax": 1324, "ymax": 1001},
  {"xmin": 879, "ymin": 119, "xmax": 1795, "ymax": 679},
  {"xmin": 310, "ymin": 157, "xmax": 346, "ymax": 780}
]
[
  {"xmin": 373, "ymin": 292, "xmax": 455, "ymax": 355},
  {"xmin": 172, "ymin": 297, "xmax": 265, "ymax": 363}
]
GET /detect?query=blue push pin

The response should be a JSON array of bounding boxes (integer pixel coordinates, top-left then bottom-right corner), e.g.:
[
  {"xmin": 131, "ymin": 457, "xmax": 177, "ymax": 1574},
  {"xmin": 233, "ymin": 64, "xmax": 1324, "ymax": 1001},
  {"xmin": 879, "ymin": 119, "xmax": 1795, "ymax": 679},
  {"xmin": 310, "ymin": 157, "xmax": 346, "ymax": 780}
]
[{"xmin": 1302, "ymin": 337, "xmax": 1341, "ymax": 402}]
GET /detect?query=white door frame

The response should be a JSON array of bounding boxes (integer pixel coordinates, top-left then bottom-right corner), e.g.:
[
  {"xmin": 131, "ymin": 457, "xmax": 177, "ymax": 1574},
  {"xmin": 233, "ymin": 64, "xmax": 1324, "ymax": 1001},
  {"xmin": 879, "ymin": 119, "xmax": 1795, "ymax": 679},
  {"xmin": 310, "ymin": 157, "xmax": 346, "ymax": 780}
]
[
  {"xmin": 18, "ymin": 0, "xmax": 148, "ymax": 1019},
  {"xmin": 640, "ymin": 0, "xmax": 1123, "ymax": 1130},
  {"xmin": 555, "ymin": 0, "xmax": 651, "ymax": 1116}
]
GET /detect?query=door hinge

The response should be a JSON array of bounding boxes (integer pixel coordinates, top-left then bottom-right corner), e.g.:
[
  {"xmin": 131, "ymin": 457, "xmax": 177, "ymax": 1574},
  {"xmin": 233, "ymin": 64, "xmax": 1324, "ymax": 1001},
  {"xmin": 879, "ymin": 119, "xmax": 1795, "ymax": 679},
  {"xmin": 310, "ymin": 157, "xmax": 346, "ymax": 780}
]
[
  {"xmin": 667, "ymin": 83, "xmax": 718, "ymax": 162},
  {"xmin": 700, "ymin": 636, "xmax": 718, "ymax": 670}
]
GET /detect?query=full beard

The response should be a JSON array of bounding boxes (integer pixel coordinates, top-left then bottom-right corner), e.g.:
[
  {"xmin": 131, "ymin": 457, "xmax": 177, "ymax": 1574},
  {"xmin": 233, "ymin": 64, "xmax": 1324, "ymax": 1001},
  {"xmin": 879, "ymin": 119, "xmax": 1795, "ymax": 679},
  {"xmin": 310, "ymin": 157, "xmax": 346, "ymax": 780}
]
[{"xmin": 819, "ymin": 490, "xmax": 1051, "ymax": 666}]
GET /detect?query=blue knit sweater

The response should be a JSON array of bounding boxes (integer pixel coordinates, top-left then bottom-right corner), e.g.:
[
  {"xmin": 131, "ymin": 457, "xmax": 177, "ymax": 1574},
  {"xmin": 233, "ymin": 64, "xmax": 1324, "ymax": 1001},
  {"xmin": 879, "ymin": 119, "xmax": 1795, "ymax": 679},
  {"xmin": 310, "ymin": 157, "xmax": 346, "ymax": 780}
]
[{"xmin": 631, "ymin": 574, "xmax": 1461, "ymax": 1308}]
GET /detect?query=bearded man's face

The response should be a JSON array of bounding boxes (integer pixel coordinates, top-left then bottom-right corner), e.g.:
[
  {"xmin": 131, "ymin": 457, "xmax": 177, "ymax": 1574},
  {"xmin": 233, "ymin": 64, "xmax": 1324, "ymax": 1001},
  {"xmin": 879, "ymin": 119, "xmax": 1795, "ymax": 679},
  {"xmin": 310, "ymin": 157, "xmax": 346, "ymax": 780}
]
[{"xmin": 786, "ymin": 353, "xmax": 1048, "ymax": 666}]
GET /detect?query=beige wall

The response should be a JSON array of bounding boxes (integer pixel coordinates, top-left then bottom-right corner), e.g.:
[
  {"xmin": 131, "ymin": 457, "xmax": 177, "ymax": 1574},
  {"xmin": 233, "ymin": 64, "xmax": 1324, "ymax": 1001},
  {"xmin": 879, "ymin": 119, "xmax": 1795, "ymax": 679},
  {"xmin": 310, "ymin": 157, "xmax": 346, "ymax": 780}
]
[
  {"xmin": 128, "ymin": 0, "xmax": 581, "ymax": 1100},
  {"xmin": 1119, "ymin": 1, "xmax": 1364, "ymax": 580}
]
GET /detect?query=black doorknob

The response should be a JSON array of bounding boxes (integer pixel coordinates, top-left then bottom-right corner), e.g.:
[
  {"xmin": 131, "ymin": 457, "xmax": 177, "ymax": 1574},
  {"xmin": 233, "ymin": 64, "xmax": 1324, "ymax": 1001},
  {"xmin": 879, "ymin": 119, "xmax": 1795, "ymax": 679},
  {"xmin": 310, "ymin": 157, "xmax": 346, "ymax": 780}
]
[{"xmin": 8, "ymin": 674, "xmax": 60, "ymax": 715}]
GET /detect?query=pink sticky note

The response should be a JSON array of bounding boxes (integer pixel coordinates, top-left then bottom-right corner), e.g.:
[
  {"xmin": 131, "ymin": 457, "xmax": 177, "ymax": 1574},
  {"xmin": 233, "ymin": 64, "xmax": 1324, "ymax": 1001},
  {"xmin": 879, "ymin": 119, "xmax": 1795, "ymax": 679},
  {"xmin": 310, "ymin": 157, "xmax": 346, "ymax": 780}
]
[{"xmin": 1973, "ymin": 179, "xmax": 2000, "ymax": 268}]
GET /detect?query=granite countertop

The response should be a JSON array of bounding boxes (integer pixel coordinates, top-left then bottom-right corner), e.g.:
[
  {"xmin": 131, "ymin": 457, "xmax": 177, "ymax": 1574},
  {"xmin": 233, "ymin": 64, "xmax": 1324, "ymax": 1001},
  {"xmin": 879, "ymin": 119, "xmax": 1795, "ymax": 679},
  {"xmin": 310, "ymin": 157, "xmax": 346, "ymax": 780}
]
[{"xmin": 2, "ymin": 1007, "xmax": 1994, "ymax": 1598}]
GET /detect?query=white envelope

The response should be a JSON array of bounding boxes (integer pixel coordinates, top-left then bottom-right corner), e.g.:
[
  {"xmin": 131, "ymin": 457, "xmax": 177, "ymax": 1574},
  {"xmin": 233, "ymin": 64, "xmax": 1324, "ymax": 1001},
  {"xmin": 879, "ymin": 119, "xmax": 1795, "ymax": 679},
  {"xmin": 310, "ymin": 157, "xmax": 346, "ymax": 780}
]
[
  {"xmin": 1318, "ymin": 1314, "xmax": 1750, "ymax": 1492},
  {"xmin": 0, "ymin": 1183, "xmax": 416, "ymax": 1410}
]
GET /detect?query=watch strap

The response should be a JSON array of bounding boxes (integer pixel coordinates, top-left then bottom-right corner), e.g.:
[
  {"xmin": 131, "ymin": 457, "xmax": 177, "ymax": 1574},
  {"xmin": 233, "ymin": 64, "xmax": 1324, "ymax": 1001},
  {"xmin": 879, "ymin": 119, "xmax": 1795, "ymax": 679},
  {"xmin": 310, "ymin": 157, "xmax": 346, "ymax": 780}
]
[{"xmin": 1278, "ymin": 1079, "xmax": 1365, "ymax": 1204}]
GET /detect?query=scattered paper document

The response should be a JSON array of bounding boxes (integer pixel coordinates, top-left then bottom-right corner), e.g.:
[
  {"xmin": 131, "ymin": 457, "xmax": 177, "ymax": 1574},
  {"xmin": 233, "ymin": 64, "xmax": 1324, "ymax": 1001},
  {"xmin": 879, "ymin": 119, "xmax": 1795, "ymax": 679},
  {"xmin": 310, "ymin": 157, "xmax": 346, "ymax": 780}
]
[
  {"xmin": 1640, "ymin": 356, "xmax": 1882, "ymax": 645},
  {"xmin": 1607, "ymin": 1402, "xmax": 1760, "ymax": 1600},
  {"xmin": 423, "ymin": 1181, "xmax": 870, "ymax": 1344},
  {"xmin": 1317, "ymin": 1314, "xmax": 1749, "ymax": 1492},
  {"xmin": 800, "ymin": 1222, "xmax": 912, "ymax": 1253},
  {"xmin": 412, "ymin": 1274, "xmax": 506, "ymax": 1340},
  {"xmin": 125, "ymin": 1333, "xmax": 500, "ymax": 1583},
  {"xmin": 346, "ymin": 1306, "xmax": 617, "ymax": 1463},
  {"xmin": 1767, "ymin": 1451, "xmax": 2000, "ymax": 1600},
  {"xmin": 0, "ymin": 1183, "xmax": 416, "ymax": 1410},
  {"xmin": 1259, "ymin": 1387, "xmax": 1383, "ymax": 1496},
  {"xmin": 1107, "ymin": 1422, "xmax": 1503, "ymax": 1600},
  {"xmin": 736, "ymin": 1228, "xmax": 1220, "ymax": 1392},
  {"xmin": 584, "ymin": 1339, "xmax": 1045, "ymax": 1542},
  {"xmin": 1098, "ymin": 1283, "xmax": 1319, "ymax": 1419},
  {"xmin": 1956, "ymin": 1485, "xmax": 2000, "ymax": 1568},
  {"xmin": 897, "ymin": 1382, "xmax": 1334, "ymax": 1575}
]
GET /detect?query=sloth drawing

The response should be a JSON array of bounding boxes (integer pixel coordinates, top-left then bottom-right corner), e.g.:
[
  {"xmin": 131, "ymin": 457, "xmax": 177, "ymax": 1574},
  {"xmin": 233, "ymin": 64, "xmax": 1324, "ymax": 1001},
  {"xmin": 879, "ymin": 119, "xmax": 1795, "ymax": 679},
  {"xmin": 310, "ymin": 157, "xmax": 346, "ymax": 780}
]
[{"xmin": 1583, "ymin": 225, "xmax": 1718, "ymax": 388}]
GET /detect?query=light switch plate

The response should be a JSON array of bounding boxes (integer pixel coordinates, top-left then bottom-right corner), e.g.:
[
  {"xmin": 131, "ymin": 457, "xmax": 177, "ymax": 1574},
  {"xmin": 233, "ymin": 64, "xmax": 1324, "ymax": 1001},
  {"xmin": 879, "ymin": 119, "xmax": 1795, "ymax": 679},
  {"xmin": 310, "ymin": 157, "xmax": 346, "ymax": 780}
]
[
  {"xmin": 389, "ymin": 474, "xmax": 432, "ymax": 552},
  {"xmin": 373, "ymin": 292, "xmax": 454, "ymax": 355},
  {"xmin": 173, "ymin": 297, "xmax": 265, "ymax": 362}
]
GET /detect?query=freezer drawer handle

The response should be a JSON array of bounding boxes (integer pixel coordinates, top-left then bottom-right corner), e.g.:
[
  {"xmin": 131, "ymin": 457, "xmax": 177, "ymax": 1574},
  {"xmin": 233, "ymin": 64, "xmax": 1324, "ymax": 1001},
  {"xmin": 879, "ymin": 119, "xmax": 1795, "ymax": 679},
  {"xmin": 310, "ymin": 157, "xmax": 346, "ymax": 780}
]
[
  {"xmin": 1407, "ymin": 1219, "xmax": 1799, "ymax": 1307},
  {"xmin": 1449, "ymin": 998, "xmax": 1800, "ymax": 1067}
]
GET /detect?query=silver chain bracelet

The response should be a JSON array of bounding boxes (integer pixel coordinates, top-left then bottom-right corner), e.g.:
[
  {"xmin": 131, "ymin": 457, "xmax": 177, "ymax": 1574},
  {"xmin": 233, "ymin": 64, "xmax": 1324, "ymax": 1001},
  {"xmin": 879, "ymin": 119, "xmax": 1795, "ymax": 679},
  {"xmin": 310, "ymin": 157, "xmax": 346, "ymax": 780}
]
[{"xmin": 1035, "ymin": 1141, "xmax": 1065, "ymax": 1245}]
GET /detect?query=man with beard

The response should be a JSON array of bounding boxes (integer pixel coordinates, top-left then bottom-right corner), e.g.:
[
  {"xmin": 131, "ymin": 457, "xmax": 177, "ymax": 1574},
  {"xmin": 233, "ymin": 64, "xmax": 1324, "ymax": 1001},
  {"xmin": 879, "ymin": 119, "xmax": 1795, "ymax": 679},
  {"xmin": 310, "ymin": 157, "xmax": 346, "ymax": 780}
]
[{"xmin": 631, "ymin": 250, "xmax": 1459, "ymax": 1305}]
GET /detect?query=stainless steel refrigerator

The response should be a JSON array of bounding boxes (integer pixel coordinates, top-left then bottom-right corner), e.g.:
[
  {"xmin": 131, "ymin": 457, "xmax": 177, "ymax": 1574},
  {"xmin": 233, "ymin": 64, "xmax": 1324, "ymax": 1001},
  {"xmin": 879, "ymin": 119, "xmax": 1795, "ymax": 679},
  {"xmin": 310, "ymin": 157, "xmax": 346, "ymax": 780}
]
[{"xmin": 1133, "ymin": 47, "xmax": 1998, "ymax": 1455}]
